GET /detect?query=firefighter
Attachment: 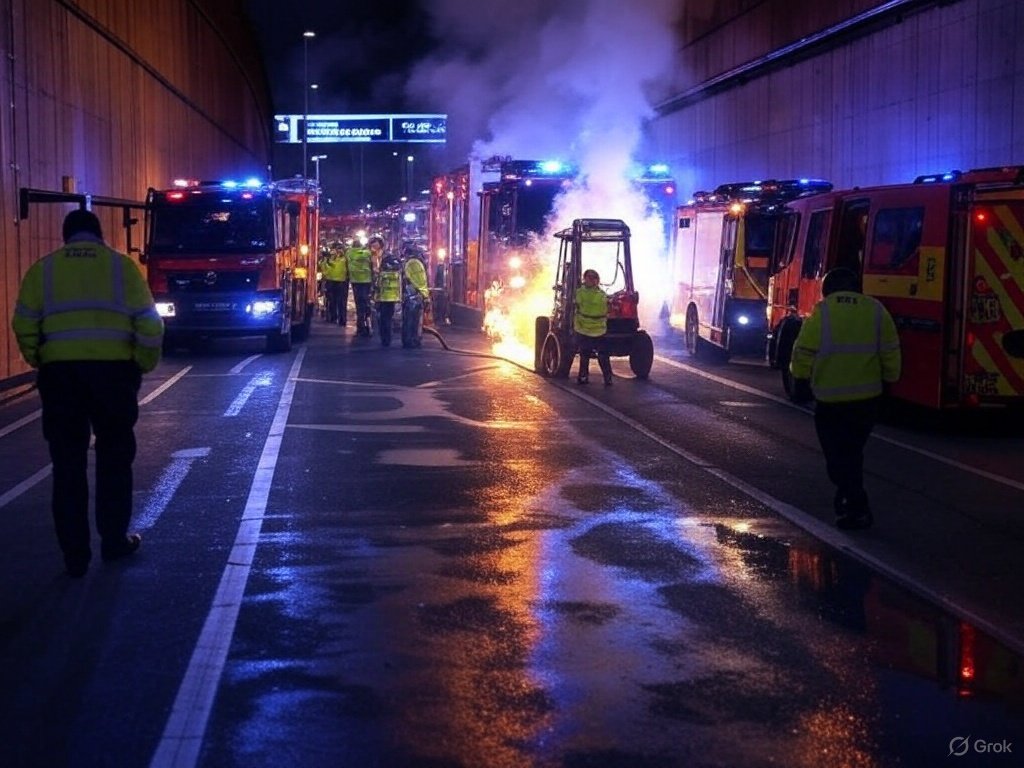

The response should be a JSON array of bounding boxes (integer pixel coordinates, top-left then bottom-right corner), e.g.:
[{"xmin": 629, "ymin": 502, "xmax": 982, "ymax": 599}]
[
  {"xmin": 789, "ymin": 266, "xmax": 902, "ymax": 530},
  {"xmin": 11, "ymin": 209, "xmax": 164, "ymax": 577},
  {"xmin": 402, "ymin": 250, "xmax": 430, "ymax": 348},
  {"xmin": 321, "ymin": 241, "xmax": 349, "ymax": 326},
  {"xmin": 574, "ymin": 268, "xmax": 613, "ymax": 386},
  {"xmin": 346, "ymin": 237, "xmax": 375, "ymax": 337},
  {"xmin": 374, "ymin": 252, "xmax": 403, "ymax": 347}
]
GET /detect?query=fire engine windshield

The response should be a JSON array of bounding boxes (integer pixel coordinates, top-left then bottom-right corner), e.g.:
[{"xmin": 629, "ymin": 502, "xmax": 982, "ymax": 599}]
[
  {"xmin": 744, "ymin": 213, "xmax": 780, "ymax": 258},
  {"xmin": 149, "ymin": 196, "xmax": 274, "ymax": 255},
  {"xmin": 510, "ymin": 183, "xmax": 564, "ymax": 239}
]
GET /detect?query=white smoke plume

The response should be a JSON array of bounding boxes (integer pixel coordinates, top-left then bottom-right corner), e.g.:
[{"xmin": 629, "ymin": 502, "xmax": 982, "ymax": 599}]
[{"xmin": 407, "ymin": 0, "xmax": 682, "ymax": 333}]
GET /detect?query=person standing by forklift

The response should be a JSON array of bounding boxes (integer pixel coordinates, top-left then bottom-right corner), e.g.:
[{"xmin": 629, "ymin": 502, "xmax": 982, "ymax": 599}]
[
  {"xmin": 321, "ymin": 241, "xmax": 349, "ymax": 326},
  {"xmin": 346, "ymin": 238, "xmax": 375, "ymax": 337},
  {"xmin": 574, "ymin": 268, "xmax": 613, "ymax": 386},
  {"xmin": 789, "ymin": 267, "xmax": 901, "ymax": 530},
  {"xmin": 12, "ymin": 209, "xmax": 164, "ymax": 577}
]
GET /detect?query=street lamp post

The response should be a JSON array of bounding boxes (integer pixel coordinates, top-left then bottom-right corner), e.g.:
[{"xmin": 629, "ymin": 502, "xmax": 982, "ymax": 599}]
[
  {"xmin": 406, "ymin": 155, "xmax": 414, "ymax": 199},
  {"xmin": 311, "ymin": 155, "xmax": 327, "ymax": 202},
  {"xmin": 302, "ymin": 30, "xmax": 315, "ymax": 179}
]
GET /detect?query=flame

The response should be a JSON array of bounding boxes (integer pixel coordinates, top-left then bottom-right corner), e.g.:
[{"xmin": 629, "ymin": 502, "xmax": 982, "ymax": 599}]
[{"xmin": 481, "ymin": 169, "xmax": 673, "ymax": 366}]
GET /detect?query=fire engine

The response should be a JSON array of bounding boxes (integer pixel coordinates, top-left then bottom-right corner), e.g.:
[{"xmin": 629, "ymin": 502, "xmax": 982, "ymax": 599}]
[
  {"xmin": 429, "ymin": 157, "xmax": 575, "ymax": 325},
  {"xmin": 767, "ymin": 167, "xmax": 1024, "ymax": 409},
  {"xmin": 669, "ymin": 179, "xmax": 832, "ymax": 359},
  {"xmin": 142, "ymin": 177, "xmax": 319, "ymax": 352}
]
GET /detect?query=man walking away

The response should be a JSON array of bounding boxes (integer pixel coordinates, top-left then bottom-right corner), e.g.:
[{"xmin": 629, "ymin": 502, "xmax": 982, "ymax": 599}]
[
  {"xmin": 12, "ymin": 209, "xmax": 164, "ymax": 576},
  {"xmin": 789, "ymin": 267, "xmax": 901, "ymax": 530}
]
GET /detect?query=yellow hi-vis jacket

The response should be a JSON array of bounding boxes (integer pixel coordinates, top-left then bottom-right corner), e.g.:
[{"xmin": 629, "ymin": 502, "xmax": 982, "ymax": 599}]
[
  {"xmin": 12, "ymin": 234, "xmax": 164, "ymax": 372},
  {"xmin": 789, "ymin": 290, "xmax": 901, "ymax": 402},
  {"xmin": 346, "ymin": 247, "xmax": 373, "ymax": 284},
  {"xmin": 574, "ymin": 284, "xmax": 609, "ymax": 337},
  {"xmin": 321, "ymin": 250, "xmax": 348, "ymax": 281},
  {"xmin": 375, "ymin": 268, "xmax": 401, "ymax": 302},
  {"xmin": 403, "ymin": 258, "xmax": 429, "ymax": 300}
]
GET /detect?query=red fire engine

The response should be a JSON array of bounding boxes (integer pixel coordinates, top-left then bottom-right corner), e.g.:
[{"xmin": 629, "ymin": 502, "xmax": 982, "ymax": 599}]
[
  {"xmin": 669, "ymin": 179, "xmax": 832, "ymax": 359},
  {"xmin": 767, "ymin": 167, "xmax": 1024, "ymax": 409},
  {"xmin": 143, "ymin": 177, "xmax": 319, "ymax": 352},
  {"xmin": 429, "ymin": 157, "xmax": 575, "ymax": 325}
]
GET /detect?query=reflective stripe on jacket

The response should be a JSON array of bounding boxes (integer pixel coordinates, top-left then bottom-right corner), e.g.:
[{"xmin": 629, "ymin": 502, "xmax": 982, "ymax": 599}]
[
  {"xmin": 376, "ymin": 270, "xmax": 401, "ymax": 302},
  {"xmin": 346, "ymin": 247, "xmax": 373, "ymax": 283},
  {"xmin": 11, "ymin": 235, "xmax": 164, "ymax": 371},
  {"xmin": 574, "ymin": 285, "xmax": 608, "ymax": 337},
  {"xmin": 789, "ymin": 291, "xmax": 902, "ymax": 402}
]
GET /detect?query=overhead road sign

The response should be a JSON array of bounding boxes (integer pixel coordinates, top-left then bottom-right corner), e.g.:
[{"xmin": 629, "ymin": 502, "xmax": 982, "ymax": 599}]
[{"xmin": 274, "ymin": 114, "xmax": 447, "ymax": 144}]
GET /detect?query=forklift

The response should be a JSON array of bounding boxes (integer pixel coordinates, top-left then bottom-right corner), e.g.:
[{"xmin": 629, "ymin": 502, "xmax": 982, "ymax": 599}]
[{"xmin": 534, "ymin": 218, "xmax": 654, "ymax": 379}]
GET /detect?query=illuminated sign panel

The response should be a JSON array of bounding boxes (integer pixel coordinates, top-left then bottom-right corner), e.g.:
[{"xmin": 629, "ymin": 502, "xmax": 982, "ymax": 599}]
[{"xmin": 274, "ymin": 114, "xmax": 447, "ymax": 144}]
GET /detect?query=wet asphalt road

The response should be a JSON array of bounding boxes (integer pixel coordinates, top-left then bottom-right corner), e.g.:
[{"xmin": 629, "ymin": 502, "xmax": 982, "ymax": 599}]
[{"xmin": 0, "ymin": 319, "xmax": 1021, "ymax": 768}]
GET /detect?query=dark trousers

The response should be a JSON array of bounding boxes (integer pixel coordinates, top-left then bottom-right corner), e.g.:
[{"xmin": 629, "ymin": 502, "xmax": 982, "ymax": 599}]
[
  {"xmin": 575, "ymin": 332, "xmax": 611, "ymax": 381},
  {"xmin": 37, "ymin": 361, "xmax": 141, "ymax": 562},
  {"xmin": 377, "ymin": 301, "xmax": 396, "ymax": 346},
  {"xmin": 813, "ymin": 398, "xmax": 879, "ymax": 515},
  {"xmin": 352, "ymin": 282, "xmax": 373, "ymax": 336},
  {"xmin": 325, "ymin": 280, "xmax": 349, "ymax": 325}
]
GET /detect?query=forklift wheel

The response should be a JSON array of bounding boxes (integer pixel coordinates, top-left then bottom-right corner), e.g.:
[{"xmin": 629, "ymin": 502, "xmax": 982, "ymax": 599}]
[{"xmin": 629, "ymin": 330, "xmax": 654, "ymax": 379}]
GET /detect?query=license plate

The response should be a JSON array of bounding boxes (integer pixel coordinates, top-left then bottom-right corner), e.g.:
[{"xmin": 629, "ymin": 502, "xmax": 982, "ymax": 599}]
[
  {"xmin": 193, "ymin": 301, "xmax": 235, "ymax": 312},
  {"xmin": 969, "ymin": 293, "xmax": 1000, "ymax": 323}
]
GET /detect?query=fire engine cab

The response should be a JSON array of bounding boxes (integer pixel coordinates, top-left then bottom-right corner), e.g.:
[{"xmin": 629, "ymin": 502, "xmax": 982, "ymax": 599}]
[
  {"xmin": 143, "ymin": 177, "xmax": 319, "ymax": 352},
  {"xmin": 669, "ymin": 179, "xmax": 832, "ymax": 359},
  {"xmin": 768, "ymin": 166, "xmax": 1024, "ymax": 409}
]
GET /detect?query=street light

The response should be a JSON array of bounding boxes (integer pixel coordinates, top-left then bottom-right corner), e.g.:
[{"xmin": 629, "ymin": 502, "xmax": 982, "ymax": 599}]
[
  {"xmin": 302, "ymin": 30, "xmax": 315, "ymax": 179},
  {"xmin": 406, "ymin": 155, "xmax": 414, "ymax": 199},
  {"xmin": 311, "ymin": 155, "xmax": 327, "ymax": 215}
]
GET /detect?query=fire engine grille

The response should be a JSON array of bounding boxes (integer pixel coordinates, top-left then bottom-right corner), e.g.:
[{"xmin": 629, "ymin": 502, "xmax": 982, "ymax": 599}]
[{"xmin": 168, "ymin": 271, "xmax": 260, "ymax": 293}]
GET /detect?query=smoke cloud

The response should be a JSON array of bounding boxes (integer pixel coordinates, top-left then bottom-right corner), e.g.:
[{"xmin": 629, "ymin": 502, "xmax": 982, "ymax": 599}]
[{"xmin": 408, "ymin": 0, "xmax": 682, "ymax": 325}]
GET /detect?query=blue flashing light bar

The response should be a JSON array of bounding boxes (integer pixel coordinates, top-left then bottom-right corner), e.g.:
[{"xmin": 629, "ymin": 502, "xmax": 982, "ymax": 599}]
[{"xmin": 914, "ymin": 170, "xmax": 963, "ymax": 184}]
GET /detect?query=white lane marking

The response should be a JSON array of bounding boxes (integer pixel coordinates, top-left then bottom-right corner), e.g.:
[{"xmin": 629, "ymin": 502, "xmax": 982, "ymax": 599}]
[
  {"xmin": 229, "ymin": 355, "xmax": 262, "ymax": 375},
  {"xmin": 0, "ymin": 365, "xmax": 190, "ymax": 438},
  {"xmin": 140, "ymin": 366, "xmax": 193, "ymax": 406},
  {"xmin": 654, "ymin": 354, "xmax": 1024, "ymax": 493},
  {"xmin": 0, "ymin": 465, "xmax": 51, "ymax": 509},
  {"xmin": 223, "ymin": 374, "xmax": 272, "ymax": 417},
  {"xmin": 151, "ymin": 348, "xmax": 305, "ymax": 768},
  {"xmin": 564, "ymin": 382, "xmax": 1024, "ymax": 657},
  {"xmin": 0, "ymin": 411, "xmax": 40, "ymax": 440},
  {"xmin": 0, "ymin": 366, "xmax": 192, "ymax": 511},
  {"xmin": 133, "ymin": 448, "xmax": 211, "ymax": 530}
]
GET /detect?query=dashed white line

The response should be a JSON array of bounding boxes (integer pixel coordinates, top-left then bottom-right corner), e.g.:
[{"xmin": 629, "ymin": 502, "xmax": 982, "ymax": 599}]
[{"xmin": 150, "ymin": 348, "xmax": 306, "ymax": 768}]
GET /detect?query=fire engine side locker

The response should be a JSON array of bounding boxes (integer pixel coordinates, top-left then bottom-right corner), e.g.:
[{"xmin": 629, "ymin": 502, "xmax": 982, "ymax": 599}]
[
  {"xmin": 961, "ymin": 190, "xmax": 1024, "ymax": 404},
  {"xmin": 858, "ymin": 184, "xmax": 951, "ymax": 410}
]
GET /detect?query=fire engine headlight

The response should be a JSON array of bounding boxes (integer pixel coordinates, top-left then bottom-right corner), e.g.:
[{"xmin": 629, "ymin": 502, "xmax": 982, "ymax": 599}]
[
  {"xmin": 509, "ymin": 275, "xmax": 526, "ymax": 290},
  {"xmin": 736, "ymin": 314, "xmax": 750, "ymax": 326},
  {"xmin": 247, "ymin": 300, "xmax": 280, "ymax": 318},
  {"xmin": 156, "ymin": 302, "xmax": 176, "ymax": 318}
]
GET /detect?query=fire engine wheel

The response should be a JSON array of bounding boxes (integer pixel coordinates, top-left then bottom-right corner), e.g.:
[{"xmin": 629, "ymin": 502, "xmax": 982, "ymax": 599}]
[
  {"xmin": 629, "ymin": 330, "xmax": 654, "ymax": 379},
  {"xmin": 534, "ymin": 316, "xmax": 550, "ymax": 373},
  {"xmin": 266, "ymin": 325, "xmax": 293, "ymax": 353},
  {"xmin": 685, "ymin": 306, "xmax": 701, "ymax": 357},
  {"xmin": 541, "ymin": 333, "xmax": 573, "ymax": 378}
]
